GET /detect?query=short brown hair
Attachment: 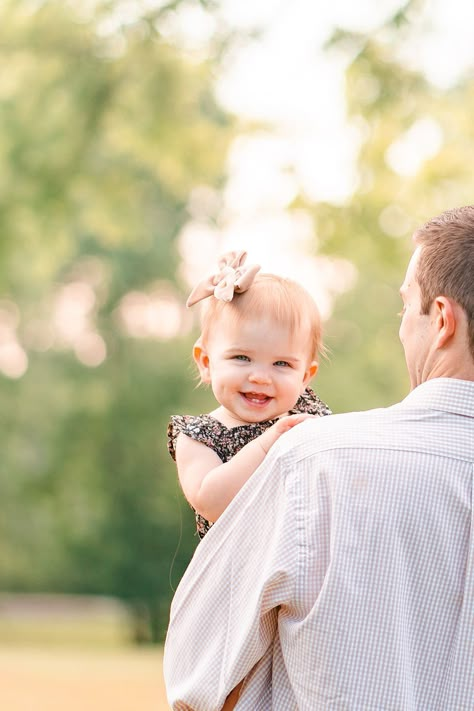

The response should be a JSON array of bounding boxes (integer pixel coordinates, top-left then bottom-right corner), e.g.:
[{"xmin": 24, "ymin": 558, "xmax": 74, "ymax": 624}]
[
  {"xmin": 413, "ymin": 205, "xmax": 474, "ymax": 360},
  {"xmin": 198, "ymin": 273, "xmax": 324, "ymax": 362}
]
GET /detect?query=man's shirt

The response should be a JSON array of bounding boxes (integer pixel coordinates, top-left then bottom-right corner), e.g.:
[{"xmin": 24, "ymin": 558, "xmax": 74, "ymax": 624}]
[{"xmin": 164, "ymin": 378, "xmax": 474, "ymax": 710}]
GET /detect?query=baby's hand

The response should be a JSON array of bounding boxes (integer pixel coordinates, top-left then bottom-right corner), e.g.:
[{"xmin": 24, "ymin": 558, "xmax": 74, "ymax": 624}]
[{"xmin": 258, "ymin": 413, "xmax": 315, "ymax": 454}]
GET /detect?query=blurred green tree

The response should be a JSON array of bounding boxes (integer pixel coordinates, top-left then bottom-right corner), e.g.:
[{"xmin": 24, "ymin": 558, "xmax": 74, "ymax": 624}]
[
  {"xmin": 0, "ymin": 0, "xmax": 232, "ymax": 642},
  {"xmin": 309, "ymin": 8, "xmax": 474, "ymax": 413},
  {"xmin": 1, "ymin": 0, "xmax": 474, "ymax": 644}
]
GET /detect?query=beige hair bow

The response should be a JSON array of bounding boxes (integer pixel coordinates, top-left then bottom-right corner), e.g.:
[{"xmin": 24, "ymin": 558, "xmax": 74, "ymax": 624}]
[{"xmin": 186, "ymin": 251, "xmax": 261, "ymax": 307}]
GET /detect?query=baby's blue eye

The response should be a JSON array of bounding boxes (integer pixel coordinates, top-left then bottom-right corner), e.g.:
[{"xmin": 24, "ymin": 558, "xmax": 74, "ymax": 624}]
[
  {"xmin": 233, "ymin": 355, "xmax": 250, "ymax": 361},
  {"xmin": 274, "ymin": 360, "xmax": 290, "ymax": 367}
]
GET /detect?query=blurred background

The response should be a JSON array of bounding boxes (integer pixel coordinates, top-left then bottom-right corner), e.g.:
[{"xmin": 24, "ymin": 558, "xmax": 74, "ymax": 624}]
[{"xmin": 1, "ymin": 0, "xmax": 473, "ymax": 708}]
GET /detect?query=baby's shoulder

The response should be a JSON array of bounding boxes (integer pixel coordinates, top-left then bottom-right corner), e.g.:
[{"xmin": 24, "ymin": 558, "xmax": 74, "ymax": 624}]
[
  {"xmin": 291, "ymin": 387, "xmax": 332, "ymax": 417},
  {"xmin": 167, "ymin": 414, "xmax": 226, "ymax": 460}
]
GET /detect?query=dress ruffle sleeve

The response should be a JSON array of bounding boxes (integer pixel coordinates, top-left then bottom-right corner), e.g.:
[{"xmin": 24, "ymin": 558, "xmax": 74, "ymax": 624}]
[
  {"xmin": 290, "ymin": 387, "xmax": 332, "ymax": 417},
  {"xmin": 167, "ymin": 415, "xmax": 226, "ymax": 462}
]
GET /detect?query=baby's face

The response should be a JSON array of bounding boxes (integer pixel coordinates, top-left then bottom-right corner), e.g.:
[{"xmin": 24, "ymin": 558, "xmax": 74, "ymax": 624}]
[{"xmin": 197, "ymin": 314, "xmax": 317, "ymax": 426}]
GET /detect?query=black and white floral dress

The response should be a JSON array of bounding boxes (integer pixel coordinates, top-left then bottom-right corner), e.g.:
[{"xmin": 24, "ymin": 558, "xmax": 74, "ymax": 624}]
[{"xmin": 167, "ymin": 387, "xmax": 331, "ymax": 539}]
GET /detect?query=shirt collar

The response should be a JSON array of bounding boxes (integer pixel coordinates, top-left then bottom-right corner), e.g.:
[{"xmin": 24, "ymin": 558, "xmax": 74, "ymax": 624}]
[{"xmin": 401, "ymin": 377, "xmax": 474, "ymax": 418}]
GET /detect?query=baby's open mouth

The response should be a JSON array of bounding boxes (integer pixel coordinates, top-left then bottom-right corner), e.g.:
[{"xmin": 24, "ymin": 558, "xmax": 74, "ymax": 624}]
[{"xmin": 242, "ymin": 393, "xmax": 271, "ymax": 405}]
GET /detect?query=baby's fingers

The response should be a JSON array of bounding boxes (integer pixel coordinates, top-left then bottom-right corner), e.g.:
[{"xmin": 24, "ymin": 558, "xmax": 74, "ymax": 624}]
[
  {"xmin": 275, "ymin": 413, "xmax": 316, "ymax": 432},
  {"xmin": 260, "ymin": 414, "xmax": 316, "ymax": 453}
]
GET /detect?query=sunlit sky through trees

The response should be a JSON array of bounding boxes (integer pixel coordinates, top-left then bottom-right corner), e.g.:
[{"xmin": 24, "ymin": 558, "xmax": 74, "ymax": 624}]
[
  {"xmin": 1, "ymin": 0, "xmax": 474, "ymax": 378},
  {"xmin": 168, "ymin": 0, "xmax": 474, "ymax": 323}
]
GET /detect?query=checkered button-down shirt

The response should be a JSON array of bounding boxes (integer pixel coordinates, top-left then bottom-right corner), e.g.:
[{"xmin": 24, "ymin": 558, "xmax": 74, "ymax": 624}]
[{"xmin": 164, "ymin": 378, "xmax": 474, "ymax": 710}]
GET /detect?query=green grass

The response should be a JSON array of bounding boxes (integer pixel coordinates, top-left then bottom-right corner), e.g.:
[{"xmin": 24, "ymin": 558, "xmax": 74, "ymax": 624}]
[
  {"xmin": 0, "ymin": 597, "xmax": 170, "ymax": 709},
  {"xmin": 0, "ymin": 645, "xmax": 169, "ymax": 711},
  {"xmin": 0, "ymin": 616, "xmax": 131, "ymax": 648}
]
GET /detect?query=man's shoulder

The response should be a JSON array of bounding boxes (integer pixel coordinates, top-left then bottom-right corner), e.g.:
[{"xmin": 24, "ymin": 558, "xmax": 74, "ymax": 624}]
[
  {"xmin": 276, "ymin": 380, "xmax": 473, "ymax": 463},
  {"xmin": 310, "ymin": 400, "xmax": 400, "ymax": 430},
  {"xmin": 276, "ymin": 403, "xmax": 398, "ymax": 457}
]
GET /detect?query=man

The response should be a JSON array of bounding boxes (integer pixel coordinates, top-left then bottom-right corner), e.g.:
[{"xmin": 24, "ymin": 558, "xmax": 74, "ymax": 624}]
[{"xmin": 164, "ymin": 206, "xmax": 474, "ymax": 710}]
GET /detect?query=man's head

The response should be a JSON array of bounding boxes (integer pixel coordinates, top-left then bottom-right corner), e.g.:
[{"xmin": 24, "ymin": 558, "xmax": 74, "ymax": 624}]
[{"xmin": 399, "ymin": 205, "xmax": 474, "ymax": 389}]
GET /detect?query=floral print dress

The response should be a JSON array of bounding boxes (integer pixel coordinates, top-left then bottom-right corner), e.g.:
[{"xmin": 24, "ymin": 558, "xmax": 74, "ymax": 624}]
[{"xmin": 167, "ymin": 387, "xmax": 331, "ymax": 539}]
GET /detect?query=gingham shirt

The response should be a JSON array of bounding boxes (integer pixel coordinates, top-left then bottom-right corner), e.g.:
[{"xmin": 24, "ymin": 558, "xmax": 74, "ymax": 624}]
[{"xmin": 164, "ymin": 378, "xmax": 474, "ymax": 710}]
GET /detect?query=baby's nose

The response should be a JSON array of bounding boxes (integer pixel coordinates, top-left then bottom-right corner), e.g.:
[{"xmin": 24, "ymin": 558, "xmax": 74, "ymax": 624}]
[{"xmin": 248, "ymin": 368, "xmax": 272, "ymax": 385}]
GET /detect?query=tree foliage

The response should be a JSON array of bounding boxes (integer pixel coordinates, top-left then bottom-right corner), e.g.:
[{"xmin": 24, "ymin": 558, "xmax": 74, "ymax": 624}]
[
  {"xmin": 1, "ymin": 0, "xmax": 474, "ymax": 643},
  {"xmin": 0, "ymin": 0, "xmax": 232, "ymax": 642},
  {"xmin": 312, "ymin": 6, "xmax": 474, "ymax": 412}
]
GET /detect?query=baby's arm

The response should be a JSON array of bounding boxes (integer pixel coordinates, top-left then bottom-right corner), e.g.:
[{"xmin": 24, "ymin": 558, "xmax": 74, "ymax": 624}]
[{"xmin": 175, "ymin": 413, "xmax": 311, "ymax": 524}]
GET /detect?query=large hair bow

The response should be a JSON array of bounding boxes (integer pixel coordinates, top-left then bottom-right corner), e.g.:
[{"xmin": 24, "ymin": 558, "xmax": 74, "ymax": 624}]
[{"xmin": 186, "ymin": 251, "xmax": 261, "ymax": 307}]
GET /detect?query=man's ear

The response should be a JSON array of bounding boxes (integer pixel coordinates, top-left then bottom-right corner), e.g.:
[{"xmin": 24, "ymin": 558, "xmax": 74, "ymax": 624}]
[
  {"xmin": 433, "ymin": 296, "xmax": 456, "ymax": 348},
  {"xmin": 193, "ymin": 342, "xmax": 211, "ymax": 383},
  {"xmin": 302, "ymin": 360, "xmax": 318, "ymax": 389}
]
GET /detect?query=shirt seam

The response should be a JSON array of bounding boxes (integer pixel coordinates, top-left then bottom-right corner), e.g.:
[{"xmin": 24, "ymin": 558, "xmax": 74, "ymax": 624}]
[{"xmin": 284, "ymin": 444, "xmax": 474, "ymax": 467}]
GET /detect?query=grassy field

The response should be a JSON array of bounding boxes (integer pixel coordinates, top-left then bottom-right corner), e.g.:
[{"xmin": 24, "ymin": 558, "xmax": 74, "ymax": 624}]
[
  {"xmin": 0, "ymin": 595, "xmax": 170, "ymax": 710},
  {"xmin": 0, "ymin": 645, "xmax": 170, "ymax": 711}
]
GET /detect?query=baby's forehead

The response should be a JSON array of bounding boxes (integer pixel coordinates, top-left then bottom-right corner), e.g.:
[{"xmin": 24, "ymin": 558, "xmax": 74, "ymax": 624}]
[
  {"xmin": 201, "ymin": 296, "xmax": 320, "ymax": 352},
  {"xmin": 218, "ymin": 309, "xmax": 307, "ymax": 333},
  {"xmin": 215, "ymin": 312, "xmax": 313, "ymax": 350}
]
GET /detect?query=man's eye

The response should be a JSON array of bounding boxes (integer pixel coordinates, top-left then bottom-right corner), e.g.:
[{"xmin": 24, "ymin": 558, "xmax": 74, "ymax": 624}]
[{"xmin": 274, "ymin": 360, "xmax": 290, "ymax": 367}]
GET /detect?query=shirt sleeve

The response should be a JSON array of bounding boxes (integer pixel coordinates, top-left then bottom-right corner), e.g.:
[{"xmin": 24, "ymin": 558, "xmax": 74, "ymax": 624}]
[{"xmin": 163, "ymin": 443, "xmax": 299, "ymax": 711}]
